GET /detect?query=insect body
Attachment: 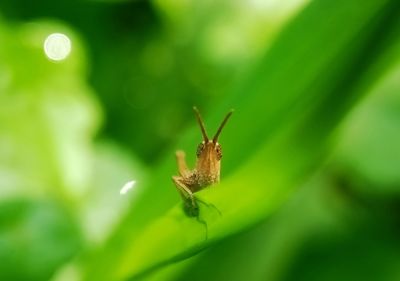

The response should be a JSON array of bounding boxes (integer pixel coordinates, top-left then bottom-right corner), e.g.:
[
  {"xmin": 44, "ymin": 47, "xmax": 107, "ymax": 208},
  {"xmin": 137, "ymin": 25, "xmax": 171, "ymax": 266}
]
[{"xmin": 172, "ymin": 107, "xmax": 233, "ymax": 217}]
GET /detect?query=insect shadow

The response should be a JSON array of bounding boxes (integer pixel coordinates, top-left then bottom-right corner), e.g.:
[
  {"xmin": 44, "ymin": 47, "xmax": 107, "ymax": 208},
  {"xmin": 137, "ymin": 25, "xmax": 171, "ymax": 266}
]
[{"xmin": 182, "ymin": 196, "xmax": 222, "ymax": 241}]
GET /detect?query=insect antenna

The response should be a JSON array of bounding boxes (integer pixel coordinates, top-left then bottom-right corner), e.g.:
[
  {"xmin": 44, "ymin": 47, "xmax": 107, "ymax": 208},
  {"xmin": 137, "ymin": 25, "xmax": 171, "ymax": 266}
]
[
  {"xmin": 193, "ymin": 106, "xmax": 209, "ymax": 141},
  {"xmin": 213, "ymin": 109, "xmax": 234, "ymax": 143}
]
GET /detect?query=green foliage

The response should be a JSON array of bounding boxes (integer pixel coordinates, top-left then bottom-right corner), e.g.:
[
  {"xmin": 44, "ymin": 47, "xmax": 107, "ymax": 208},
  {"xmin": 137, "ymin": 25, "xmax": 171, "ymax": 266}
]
[
  {"xmin": 0, "ymin": 17, "xmax": 145, "ymax": 280},
  {"xmin": 0, "ymin": 0, "xmax": 400, "ymax": 281},
  {"xmin": 82, "ymin": 0, "xmax": 400, "ymax": 280},
  {"xmin": 335, "ymin": 67, "xmax": 400, "ymax": 192},
  {"xmin": 0, "ymin": 199, "xmax": 81, "ymax": 281}
]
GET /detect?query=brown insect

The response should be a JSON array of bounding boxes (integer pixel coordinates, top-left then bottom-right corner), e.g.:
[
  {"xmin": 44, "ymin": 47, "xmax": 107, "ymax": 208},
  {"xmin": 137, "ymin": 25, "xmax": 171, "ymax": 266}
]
[{"xmin": 172, "ymin": 107, "xmax": 233, "ymax": 217}]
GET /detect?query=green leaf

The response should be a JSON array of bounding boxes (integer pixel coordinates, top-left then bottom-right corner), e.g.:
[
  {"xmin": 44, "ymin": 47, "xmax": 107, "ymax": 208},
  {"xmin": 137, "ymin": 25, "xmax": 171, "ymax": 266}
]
[
  {"xmin": 334, "ymin": 65, "xmax": 400, "ymax": 193},
  {"xmin": 82, "ymin": 0, "xmax": 400, "ymax": 280}
]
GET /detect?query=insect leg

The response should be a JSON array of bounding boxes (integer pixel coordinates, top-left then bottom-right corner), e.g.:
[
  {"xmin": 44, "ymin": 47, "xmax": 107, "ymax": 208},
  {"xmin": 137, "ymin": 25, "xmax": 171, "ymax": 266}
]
[
  {"xmin": 172, "ymin": 176, "xmax": 198, "ymax": 216},
  {"xmin": 175, "ymin": 150, "xmax": 190, "ymax": 177},
  {"xmin": 172, "ymin": 176, "xmax": 208, "ymax": 240}
]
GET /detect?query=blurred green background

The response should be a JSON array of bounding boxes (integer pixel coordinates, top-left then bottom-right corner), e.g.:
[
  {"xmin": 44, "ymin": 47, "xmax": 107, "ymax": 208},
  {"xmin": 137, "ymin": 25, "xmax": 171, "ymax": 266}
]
[{"xmin": 1, "ymin": 0, "xmax": 400, "ymax": 280}]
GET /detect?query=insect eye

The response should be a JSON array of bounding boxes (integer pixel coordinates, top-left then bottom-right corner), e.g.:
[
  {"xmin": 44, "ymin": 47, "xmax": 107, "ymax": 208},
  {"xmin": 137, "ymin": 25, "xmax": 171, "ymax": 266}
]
[
  {"xmin": 196, "ymin": 143, "xmax": 205, "ymax": 157},
  {"xmin": 216, "ymin": 144, "xmax": 222, "ymax": 160}
]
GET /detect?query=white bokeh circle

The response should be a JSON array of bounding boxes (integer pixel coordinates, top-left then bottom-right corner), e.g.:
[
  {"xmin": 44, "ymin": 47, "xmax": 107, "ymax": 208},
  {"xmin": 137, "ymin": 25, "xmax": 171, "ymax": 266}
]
[{"xmin": 44, "ymin": 33, "xmax": 71, "ymax": 61}]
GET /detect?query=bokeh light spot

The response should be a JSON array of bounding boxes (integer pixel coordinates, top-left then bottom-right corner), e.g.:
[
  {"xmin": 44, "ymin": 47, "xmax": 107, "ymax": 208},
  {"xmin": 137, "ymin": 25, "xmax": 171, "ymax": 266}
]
[
  {"xmin": 44, "ymin": 33, "xmax": 71, "ymax": 61},
  {"xmin": 120, "ymin": 180, "xmax": 136, "ymax": 195}
]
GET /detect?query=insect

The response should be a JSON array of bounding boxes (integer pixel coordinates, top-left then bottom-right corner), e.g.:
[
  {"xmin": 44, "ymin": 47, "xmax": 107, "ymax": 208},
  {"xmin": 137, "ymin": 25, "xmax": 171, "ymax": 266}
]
[{"xmin": 172, "ymin": 107, "xmax": 233, "ymax": 217}]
